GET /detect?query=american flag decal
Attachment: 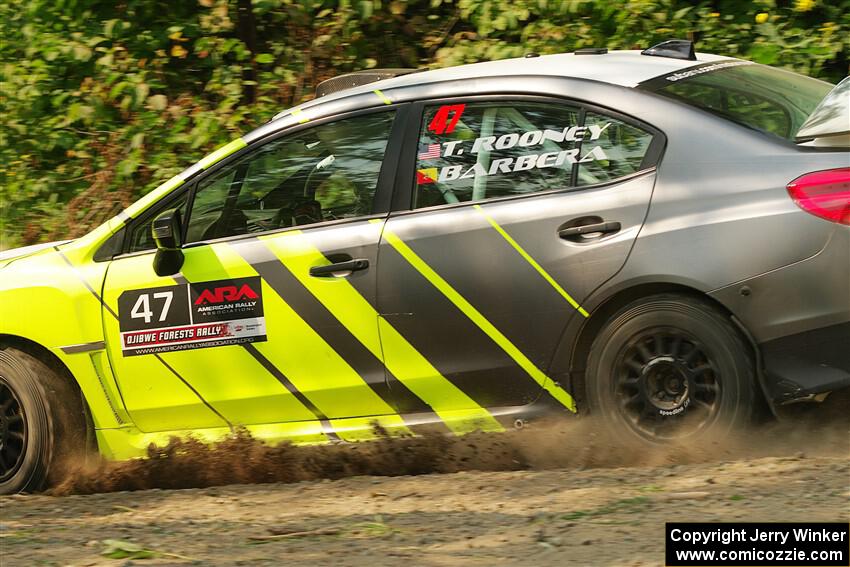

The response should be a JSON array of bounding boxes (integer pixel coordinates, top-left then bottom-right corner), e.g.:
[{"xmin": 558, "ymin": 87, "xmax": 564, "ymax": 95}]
[{"xmin": 417, "ymin": 143, "xmax": 441, "ymax": 160}]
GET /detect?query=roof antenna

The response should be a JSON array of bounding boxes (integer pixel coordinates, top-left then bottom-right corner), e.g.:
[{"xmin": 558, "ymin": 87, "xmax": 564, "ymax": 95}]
[{"xmin": 641, "ymin": 39, "xmax": 696, "ymax": 61}]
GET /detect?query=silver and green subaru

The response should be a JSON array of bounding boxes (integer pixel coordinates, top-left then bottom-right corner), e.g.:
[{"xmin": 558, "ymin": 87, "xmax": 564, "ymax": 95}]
[{"xmin": 1, "ymin": 40, "xmax": 848, "ymax": 493}]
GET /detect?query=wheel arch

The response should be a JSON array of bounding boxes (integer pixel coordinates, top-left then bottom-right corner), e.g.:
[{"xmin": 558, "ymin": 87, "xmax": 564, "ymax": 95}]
[
  {"xmin": 555, "ymin": 281, "xmax": 773, "ymax": 416},
  {"xmin": 0, "ymin": 334, "xmax": 97, "ymax": 447},
  {"xmin": 1, "ymin": 334, "xmax": 78, "ymax": 388}
]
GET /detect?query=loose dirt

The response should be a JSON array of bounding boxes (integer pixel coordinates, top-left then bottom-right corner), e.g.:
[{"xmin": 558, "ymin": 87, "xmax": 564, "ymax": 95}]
[{"xmin": 1, "ymin": 395, "xmax": 848, "ymax": 566}]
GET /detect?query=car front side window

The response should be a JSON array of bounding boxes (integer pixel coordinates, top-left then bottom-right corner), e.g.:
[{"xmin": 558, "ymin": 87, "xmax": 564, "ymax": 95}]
[{"xmin": 184, "ymin": 110, "xmax": 396, "ymax": 243}]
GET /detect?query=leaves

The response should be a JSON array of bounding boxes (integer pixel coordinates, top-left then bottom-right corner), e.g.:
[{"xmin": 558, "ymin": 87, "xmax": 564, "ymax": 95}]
[
  {"xmin": 1, "ymin": 0, "xmax": 847, "ymax": 248},
  {"xmin": 147, "ymin": 94, "xmax": 168, "ymax": 111},
  {"xmin": 99, "ymin": 538, "xmax": 196, "ymax": 561},
  {"xmin": 101, "ymin": 539, "xmax": 156, "ymax": 560}
]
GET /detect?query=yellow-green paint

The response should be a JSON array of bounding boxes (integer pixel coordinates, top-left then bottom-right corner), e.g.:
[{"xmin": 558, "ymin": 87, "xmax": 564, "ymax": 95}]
[
  {"xmin": 260, "ymin": 228, "xmax": 504, "ymax": 433},
  {"xmin": 204, "ymin": 243, "xmax": 411, "ymax": 439},
  {"xmin": 290, "ymin": 108, "xmax": 310, "ymax": 124},
  {"xmin": 100, "ymin": 252, "xmax": 231, "ymax": 432},
  {"xmin": 196, "ymin": 138, "xmax": 248, "ymax": 170},
  {"xmin": 87, "ymin": 350, "xmax": 131, "ymax": 425},
  {"xmin": 121, "ymin": 175, "xmax": 186, "ymax": 220},
  {"xmin": 373, "ymin": 89, "xmax": 393, "ymax": 105},
  {"xmin": 0, "ymin": 246, "xmax": 127, "ymax": 430},
  {"xmin": 473, "ymin": 205, "xmax": 589, "ymax": 318},
  {"xmin": 377, "ymin": 317, "xmax": 505, "ymax": 433},
  {"xmin": 381, "ymin": 226, "xmax": 577, "ymax": 412},
  {"xmin": 56, "ymin": 349, "xmax": 128, "ymax": 430}
]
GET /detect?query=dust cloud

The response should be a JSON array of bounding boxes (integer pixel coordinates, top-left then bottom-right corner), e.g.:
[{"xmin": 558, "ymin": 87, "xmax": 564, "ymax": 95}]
[{"xmin": 51, "ymin": 392, "xmax": 848, "ymax": 496}]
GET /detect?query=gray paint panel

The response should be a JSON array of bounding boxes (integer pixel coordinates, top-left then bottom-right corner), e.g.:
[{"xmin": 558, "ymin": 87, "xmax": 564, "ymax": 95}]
[
  {"xmin": 387, "ymin": 173, "xmax": 656, "ymax": 368},
  {"xmin": 709, "ymin": 227, "xmax": 850, "ymax": 343}
]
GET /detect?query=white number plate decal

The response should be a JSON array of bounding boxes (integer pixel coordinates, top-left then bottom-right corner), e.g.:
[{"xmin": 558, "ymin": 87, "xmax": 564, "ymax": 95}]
[{"xmin": 117, "ymin": 276, "xmax": 266, "ymax": 356}]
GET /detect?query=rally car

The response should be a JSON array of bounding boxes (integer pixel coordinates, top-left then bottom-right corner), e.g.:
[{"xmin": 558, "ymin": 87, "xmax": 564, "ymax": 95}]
[{"xmin": 1, "ymin": 40, "xmax": 849, "ymax": 493}]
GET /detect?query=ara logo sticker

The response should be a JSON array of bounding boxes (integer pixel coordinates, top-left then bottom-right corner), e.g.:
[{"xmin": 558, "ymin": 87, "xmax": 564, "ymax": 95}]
[
  {"xmin": 428, "ymin": 104, "xmax": 465, "ymax": 135},
  {"xmin": 194, "ymin": 283, "xmax": 259, "ymax": 306},
  {"xmin": 117, "ymin": 276, "xmax": 266, "ymax": 356}
]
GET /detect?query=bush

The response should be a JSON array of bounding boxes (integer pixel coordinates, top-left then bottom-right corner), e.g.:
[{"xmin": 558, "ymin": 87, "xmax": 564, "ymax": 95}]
[{"xmin": 1, "ymin": 0, "xmax": 847, "ymax": 247}]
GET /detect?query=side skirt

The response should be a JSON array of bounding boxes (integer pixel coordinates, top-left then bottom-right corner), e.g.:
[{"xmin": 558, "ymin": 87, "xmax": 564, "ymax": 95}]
[{"xmin": 95, "ymin": 400, "xmax": 575, "ymax": 460}]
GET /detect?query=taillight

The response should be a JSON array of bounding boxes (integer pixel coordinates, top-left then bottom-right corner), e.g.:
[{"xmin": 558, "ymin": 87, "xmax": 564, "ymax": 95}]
[{"xmin": 787, "ymin": 168, "xmax": 850, "ymax": 225}]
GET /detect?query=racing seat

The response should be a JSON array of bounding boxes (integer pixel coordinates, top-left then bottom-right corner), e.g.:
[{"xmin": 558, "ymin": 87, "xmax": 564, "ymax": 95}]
[
  {"xmin": 273, "ymin": 198, "xmax": 323, "ymax": 228},
  {"xmin": 201, "ymin": 207, "xmax": 249, "ymax": 240}
]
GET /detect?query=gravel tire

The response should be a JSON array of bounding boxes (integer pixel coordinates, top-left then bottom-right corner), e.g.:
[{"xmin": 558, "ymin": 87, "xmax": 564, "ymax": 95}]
[
  {"xmin": 585, "ymin": 294, "xmax": 756, "ymax": 443},
  {"xmin": 0, "ymin": 347, "xmax": 86, "ymax": 494}
]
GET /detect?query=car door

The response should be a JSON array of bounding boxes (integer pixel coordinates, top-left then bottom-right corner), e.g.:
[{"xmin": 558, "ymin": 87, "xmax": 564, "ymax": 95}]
[
  {"xmin": 101, "ymin": 107, "xmax": 412, "ymax": 441},
  {"xmin": 377, "ymin": 97, "xmax": 662, "ymax": 417}
]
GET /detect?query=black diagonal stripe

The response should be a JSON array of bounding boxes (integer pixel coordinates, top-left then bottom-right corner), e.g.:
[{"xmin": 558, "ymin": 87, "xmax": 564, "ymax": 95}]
[
  {"xmin": 242, "ymin": 344, "xmax": 340, "ymax": 441},
  {"xmin": 54, "ymin": 248, "xmax": 233, "ymax": 429},
  {"xmin": 234, "ymin": 239, "xmax": 450, "ymax": 435},
  {"xmin": 172, "ymin": 273, "xmax": 340, "ymax": 441},
  {"xmin": 377, "ymin": 243, "xmax": 546, "ymax": 411}
]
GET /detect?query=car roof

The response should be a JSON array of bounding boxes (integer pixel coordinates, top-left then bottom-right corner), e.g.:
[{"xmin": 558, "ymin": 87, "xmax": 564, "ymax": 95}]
[{"xmin": 274, "ymin": 50, "xmax": 734, "ymax": 119}]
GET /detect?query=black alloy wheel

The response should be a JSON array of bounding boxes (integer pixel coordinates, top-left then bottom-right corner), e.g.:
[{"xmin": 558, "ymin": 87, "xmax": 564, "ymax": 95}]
[
  {"xmin": 613, "ymin": 328, "xmax": 720, "ymax": 440},
  {"xmin": 0, "ymin": 378, "xmax": 27, "ymax": 482},
  {"xmin": 585, "ymin": 294, "xmax": 756, "ymax": 443}
]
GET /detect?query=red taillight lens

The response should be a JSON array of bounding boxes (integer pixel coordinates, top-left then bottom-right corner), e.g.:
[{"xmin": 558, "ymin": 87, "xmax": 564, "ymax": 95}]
[{"xmin": 787, "ymin": 168, "xmax": 850, "ymax": 225}]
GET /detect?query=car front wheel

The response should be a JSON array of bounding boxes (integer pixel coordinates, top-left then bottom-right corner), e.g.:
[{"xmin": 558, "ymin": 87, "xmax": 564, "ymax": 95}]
[
  {"xmin": 0, "ymin": 347, "xmax": 86, "ymax": 494},
  {"xmin": 585, "ymin": 294, "xmax": 756, "ymax": 443}
]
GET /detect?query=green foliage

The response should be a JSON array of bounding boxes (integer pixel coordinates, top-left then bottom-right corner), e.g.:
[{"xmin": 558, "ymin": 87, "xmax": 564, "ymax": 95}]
[
  {"xmin": 1, "ymin": 0, "xmax": 847, "ymax": 247},
  {"xmin": 101, "ymin": 539, "xmax": 156, "ymax": 560}
]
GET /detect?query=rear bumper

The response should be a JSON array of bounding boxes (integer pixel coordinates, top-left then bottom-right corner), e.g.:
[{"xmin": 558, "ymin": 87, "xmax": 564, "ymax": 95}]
[{"xmin": 761, "ymin": 322, "xmax": 850, "ymax": 404}]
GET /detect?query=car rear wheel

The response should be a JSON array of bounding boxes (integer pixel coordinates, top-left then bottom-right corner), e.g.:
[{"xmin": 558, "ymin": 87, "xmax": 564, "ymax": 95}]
[
  {"xmin": 585, "ymin": 294, "xmax": 755, "ymax": 443},
  {"xmin": 0, "ymin": 347, "xmax": 86, "ymax": 494}
]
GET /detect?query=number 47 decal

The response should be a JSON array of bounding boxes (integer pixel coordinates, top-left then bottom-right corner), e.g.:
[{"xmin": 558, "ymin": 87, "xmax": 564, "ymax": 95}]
[
  {"xmin": 130, "ymin": 291, "xmax": 173, "ymax": 324},
  {"xmin": 428, "ymin": 104, "xmax": 465, "ymax": 135}
]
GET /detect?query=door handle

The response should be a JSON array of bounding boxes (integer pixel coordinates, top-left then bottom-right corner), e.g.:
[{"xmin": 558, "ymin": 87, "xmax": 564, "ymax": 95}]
[
  {"xmin": 558, "ymin": 221, "xmax": 621, "ymax": 241},
  {"xmin": 309, "ymin": 258, "xmax": 369, "ymax": 277}
]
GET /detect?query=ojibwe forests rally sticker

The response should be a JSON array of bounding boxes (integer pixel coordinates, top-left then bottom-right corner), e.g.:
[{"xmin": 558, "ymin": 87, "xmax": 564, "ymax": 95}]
[{"xmin": 117, "ymin": 276, "xmax": 266, "ymax": 356}]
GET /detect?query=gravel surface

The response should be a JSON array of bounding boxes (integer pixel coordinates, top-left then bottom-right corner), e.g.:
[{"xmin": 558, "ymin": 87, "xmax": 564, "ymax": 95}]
[
  {"xmin": 1, "ymin": 454, "xmax": 848, "ymax": 566},
  {"xmin": 1, "ymin": 396, "xmax": 848, "ymax": 566}
]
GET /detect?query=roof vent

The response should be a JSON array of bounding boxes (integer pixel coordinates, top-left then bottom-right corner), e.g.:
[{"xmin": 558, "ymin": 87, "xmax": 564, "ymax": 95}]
[
  {"xmin": 641, "ymin": 39, "xmax": 696, "ymax": 61},
  {"xmin": 315, "ymin": 69, "xmax": 424, "ymax": 98},
  {"xmin": 575, "ymin": 48, "xmax": 608, "ymax": 55}
]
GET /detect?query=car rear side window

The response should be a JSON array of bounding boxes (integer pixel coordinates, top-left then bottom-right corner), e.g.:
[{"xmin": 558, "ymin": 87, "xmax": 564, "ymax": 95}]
[{"xmin": 414, "ymin": 101, "xmax": 655, "ymax": 209}]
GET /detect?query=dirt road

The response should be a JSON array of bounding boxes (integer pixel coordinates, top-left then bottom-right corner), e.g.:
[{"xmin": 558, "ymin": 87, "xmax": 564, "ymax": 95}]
[{"xmin": 1, "ymin": 405, "xmax": 848, "ymax": 566}]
